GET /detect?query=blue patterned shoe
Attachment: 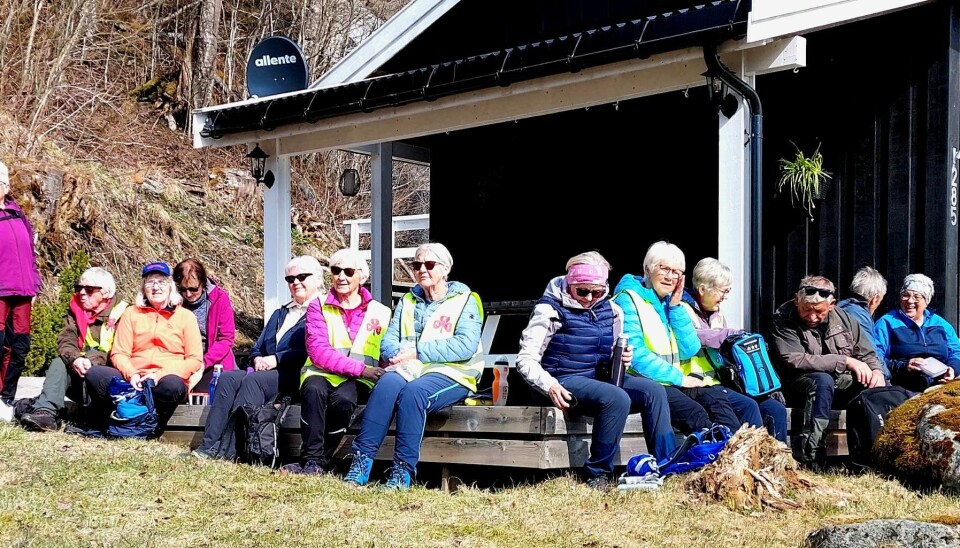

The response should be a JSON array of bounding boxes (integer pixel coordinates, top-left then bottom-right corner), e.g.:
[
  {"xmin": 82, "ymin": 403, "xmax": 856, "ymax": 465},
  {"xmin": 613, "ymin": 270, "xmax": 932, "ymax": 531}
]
[{"xmin": 344, "ymin": 451, "xmax": 373, "ymax": 486}]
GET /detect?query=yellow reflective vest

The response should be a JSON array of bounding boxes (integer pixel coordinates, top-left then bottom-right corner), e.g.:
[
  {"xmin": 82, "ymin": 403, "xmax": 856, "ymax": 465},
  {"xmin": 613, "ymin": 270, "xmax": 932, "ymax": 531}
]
[
  {"xmin": 399, "ymin": 291, "xmax": 485, "ymax": 392},
  {"xmin": 83, "ymin": 301, "xmax": 129, "ymax": 353},
  {"xmin": 618, "ymin": 289, "xmax": 682, "ymax": 383},
  {"xmin": 678, "ymin": 302, "xmax": 721, "ymax": 386},
  {"xmin": 300, "ymin": 299, "xmax": 391, "ymax": 389}
]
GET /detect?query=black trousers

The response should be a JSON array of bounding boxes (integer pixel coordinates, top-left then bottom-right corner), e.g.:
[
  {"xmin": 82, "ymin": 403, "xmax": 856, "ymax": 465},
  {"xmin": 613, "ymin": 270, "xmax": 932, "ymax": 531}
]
[
  {"xmin": 299, "ymin": 375, "xmax": 360, "ymax": 468},
  {"xmin": 85, "ymin": 365, "xmax": 186, "ymax": 431}
]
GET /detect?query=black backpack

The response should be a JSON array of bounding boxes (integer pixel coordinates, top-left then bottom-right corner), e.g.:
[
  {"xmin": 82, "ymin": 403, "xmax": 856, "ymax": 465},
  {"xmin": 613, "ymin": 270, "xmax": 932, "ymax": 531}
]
[
  {"xmin": 234, "ymin": 396, "xmax": 292, "ymax": 468},
  {"xmin": 846, "ymin": 386, "xmax": 913, "ymax": 466}
]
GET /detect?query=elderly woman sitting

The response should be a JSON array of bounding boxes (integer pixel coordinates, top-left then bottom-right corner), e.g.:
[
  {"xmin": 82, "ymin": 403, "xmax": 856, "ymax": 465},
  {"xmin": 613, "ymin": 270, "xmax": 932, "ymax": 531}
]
[
  {"xmin": 193, "ymin": 255, "xmax": 323, "ymax": 460},
  {"xmin": 282, "ymin": 248, "xmax": 389, "ymax": 475},
  {"xmin": 20, "ymin": 267, "xmax": 128, "ymax": 432},
  {"xmin": 85, "ymin": 262, "xmax": 203, "ymax": 431},
  {"xmin": 875, "ymin": 273, "xmax": 960, "ymax": 392}
]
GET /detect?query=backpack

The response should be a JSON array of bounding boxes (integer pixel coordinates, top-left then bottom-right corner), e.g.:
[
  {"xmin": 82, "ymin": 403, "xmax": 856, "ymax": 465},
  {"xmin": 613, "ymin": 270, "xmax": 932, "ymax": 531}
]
[
  {"xmin": 658, "ymin": 424, "xmax": 732, "ymax": 477},
  {"xmin": 106, "ymin": 377, "xmax": 159, "ymax": 439},
  {"xmin": 846, "ymin": 385, "xmax": 913, "ymax": 466},
  {"xmin": 235, "ymin": 396, "xmax": 292, "ymax": 468},
  {"xmin": 713, "ymin": 332, "xmax": 782, "ymax": 397}
]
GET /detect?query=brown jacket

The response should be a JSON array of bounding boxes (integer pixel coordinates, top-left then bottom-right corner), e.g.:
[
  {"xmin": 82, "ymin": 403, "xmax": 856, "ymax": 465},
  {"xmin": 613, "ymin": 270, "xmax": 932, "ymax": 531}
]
[
  {"xmin": 57, "ymin": 306, "xmax": 114, "ymax": 367},
  {"xmin": 768, "ymin": 299, "xmax": 883, "ymax": 378}
]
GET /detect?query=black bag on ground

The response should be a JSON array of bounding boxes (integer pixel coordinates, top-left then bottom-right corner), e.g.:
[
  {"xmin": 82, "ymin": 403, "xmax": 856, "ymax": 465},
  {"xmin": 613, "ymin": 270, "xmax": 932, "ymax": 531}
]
[
  {"xmin": 235, "ymin": 396, "xmax": 292, "ymax": 468},
  {"xmin": 846, "ymin": 385, "xmax": 913, "ymax": 466}
]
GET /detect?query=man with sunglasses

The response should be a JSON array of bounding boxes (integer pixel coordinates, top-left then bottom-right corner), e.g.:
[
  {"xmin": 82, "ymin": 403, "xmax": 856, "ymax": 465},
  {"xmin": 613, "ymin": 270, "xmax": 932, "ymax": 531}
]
[
  {"xmin": 769, "ymin": 275, "xmax": 885, "ymax": 468},
  {"xmin": 19, "ymin": 268, "xmax": 128, "ymax": 432}
]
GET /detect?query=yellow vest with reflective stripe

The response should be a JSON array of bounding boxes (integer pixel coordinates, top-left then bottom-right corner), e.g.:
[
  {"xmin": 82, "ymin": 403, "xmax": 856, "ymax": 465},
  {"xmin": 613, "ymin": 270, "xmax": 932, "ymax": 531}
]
[
  {"xmin": 83, "ymin": 301, "xmax": 129, "ymax": 353},
  {"xmin": 300, "ymin": 300, "xmax": 391, "ymax": 389},
  {"xmin": 620, "ymin": 289, "xmax": 682, "ymax": 376},
  {"xmin": 679, "ymin": 302, "xmax": 720, "ymax": 386},
  {"xmin": 400, "ymin": 291, "xmax": 485, "ymax": 392}
]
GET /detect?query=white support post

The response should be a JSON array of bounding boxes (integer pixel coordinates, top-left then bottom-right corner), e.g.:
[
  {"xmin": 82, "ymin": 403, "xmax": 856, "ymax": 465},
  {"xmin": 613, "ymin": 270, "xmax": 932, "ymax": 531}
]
[
  {"xmin": 371, "ymin": 142, "xmax": 394, "ymax": 306},
  {"xmin": 717, "ymin": 52, "xmax": 751, "ymax": 330},
  {"xmin": 261, "ymin": 140, "xmax": 292, "ymax": 320}
]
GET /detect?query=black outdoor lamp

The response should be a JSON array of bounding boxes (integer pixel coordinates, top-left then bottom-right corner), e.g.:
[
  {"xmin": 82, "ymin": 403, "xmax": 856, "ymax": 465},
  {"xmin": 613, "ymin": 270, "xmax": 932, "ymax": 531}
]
[
  {"xmin": 246, "ymin": 144, "xmax": 275, "ymax": 189},
  {"xmin": 707, "ymin": 75, "xmax": 739, "ymax": 119},
  {"xmin": 339, "ymin": 168, "xmax": 360, "ymax": 197}
]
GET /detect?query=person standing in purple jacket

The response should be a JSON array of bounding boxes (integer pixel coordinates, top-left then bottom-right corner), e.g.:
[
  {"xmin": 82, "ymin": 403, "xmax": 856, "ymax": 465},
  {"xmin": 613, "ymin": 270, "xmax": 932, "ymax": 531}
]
[
  {"xmin": 0, "ymin": 160, "xmax": 43, "ymax": 421},
  {"xmin": 173, "ymin": 258, "xmax": 237, "ymax": 394}
]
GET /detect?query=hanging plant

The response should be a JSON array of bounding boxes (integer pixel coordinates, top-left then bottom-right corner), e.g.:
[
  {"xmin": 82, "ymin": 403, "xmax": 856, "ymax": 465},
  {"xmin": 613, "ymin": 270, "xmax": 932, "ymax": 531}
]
[{"xmin": 778, "ymin": 142, "xmax": 833, "ymax": 219}]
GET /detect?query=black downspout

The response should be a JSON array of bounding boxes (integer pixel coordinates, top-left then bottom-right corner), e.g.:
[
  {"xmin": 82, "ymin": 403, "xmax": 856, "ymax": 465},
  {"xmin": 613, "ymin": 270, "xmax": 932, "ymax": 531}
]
[{"xmin": 704, "ymin": 45, "xmax": 763, "ymax": 331}]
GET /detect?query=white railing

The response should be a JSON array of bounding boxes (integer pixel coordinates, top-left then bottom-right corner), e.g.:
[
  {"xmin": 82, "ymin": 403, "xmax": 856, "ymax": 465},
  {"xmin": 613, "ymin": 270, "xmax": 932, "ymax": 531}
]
[{"xmin": 344, "ymin": 213, "xmax": 429, "ymax": 261}]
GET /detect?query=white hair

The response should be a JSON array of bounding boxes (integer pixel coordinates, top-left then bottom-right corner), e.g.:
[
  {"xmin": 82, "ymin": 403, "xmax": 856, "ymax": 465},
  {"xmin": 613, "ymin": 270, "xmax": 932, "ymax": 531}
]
[
  {"xmin": 415, "ymin": 242, "xmax": 454, "ymax": 280},
  {"xmin": 850, "ymin": 266, "xmax": 887, "ymax": 300},
  {"xmin": 642, "ymin": 241, "xmax": 686, "ymax": 276},
  {"xmin": 136, "ymin": 275, "xmax": 182, "ymax": 308},
  {"xmin": 79, "ymin": 267, "xmax": 117, "ymax": 299},
  {"xmin": 565, "ymin": 250, "xmax": 611, "ymax": 271},
  {"xmin": 329, "ymin": 248, "xmax": 370, "ymax": 284},
  {"xmin": 692, "ymin": 258, "xmax": 732, "ymax": 291},
  {"xmin": 285, "ymin": 255, "xmax": 323, "ymax": 276}
]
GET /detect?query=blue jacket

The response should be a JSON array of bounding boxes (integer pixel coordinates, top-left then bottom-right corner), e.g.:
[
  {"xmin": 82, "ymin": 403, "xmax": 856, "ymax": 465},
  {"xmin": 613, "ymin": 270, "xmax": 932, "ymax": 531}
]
[
  {"xmin": 538, "ymin": 294, "xmax": 614, "ymax": 379},
  {"xmin": 837, "ymin": 297, "xmax": 890, "ymax": 379},
  {"xmin": 380, "ymin": 281, "xmax": 482, "ymax": 365},
  {"xmin": 613, "ymin": 273, "xmax": 701, "ymax": 386},
  {"xmin": 249, "ymin": 304, "xmax": 308, "ymax": 373},
  {"xmin": 874, "ymin": 308, "xmax": 960, "ymax": 391}
]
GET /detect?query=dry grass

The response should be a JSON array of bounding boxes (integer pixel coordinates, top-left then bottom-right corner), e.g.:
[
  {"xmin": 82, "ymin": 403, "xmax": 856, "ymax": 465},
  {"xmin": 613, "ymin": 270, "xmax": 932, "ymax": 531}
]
[{"xmin": 1, "ymin": 424, "xmax": 959, "ymax": 547}]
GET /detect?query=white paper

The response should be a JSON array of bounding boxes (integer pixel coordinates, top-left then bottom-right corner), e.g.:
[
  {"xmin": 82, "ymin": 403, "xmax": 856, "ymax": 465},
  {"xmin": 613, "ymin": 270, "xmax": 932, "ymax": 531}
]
[
  {"xmin": 385, "ymin": 359, "xmax": 424, "ymax": 382},
  {"xmin": 920, "ymin": 357, "xmax": 949, "ymax": 378}
]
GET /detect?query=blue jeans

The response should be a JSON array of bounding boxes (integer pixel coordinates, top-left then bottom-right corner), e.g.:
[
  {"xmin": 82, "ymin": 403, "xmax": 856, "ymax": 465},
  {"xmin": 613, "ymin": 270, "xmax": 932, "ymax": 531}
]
[
  {"xmin": 557, "ymin": 376, "xmax": 631, "ymax": 478},
  {"xmin": 352, "ymin": 372, "xmax": 469, "ymax": 473},
  {"xmin": 620, "ymin": 375, "xmax": 676, "ymax": 462}
]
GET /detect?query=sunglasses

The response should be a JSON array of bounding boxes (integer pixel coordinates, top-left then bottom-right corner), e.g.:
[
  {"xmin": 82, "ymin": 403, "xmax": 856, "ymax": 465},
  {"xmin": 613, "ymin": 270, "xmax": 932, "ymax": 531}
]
[
  {"xmin": 800, "ymin": 286, "xmax": 835, "ymax": 299},
  {"xmin": 412, "ymin": 260, "xmax": 442, "ymax": 271},
  {"xmin": 330, "ymin": 266, "xmax": 357, "ymax": 277},
  {"xmin": 177, "ymin": 285, "xmax": 202, "ymax": 294},
  {"xmin": 74, "ymin": 285, "xmax": 102, "ymax": 294},
  {"xmin": 574, "ymin": 288, "xmax": 605, "ymax": 299},
  {"xmin": 284, "ymin": 273, "xmax": 314, "ymax": 284}
]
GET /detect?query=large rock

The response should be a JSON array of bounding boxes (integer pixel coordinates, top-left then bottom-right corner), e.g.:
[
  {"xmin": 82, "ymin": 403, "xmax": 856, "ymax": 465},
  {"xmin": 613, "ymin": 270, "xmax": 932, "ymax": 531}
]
[
  {"xmin": 805, "ymin": 519, "xmax": 960, "ymax": 548},
  {"xmin": 874, "ymin": 381, "xmax": 960, "ymax": 489}
]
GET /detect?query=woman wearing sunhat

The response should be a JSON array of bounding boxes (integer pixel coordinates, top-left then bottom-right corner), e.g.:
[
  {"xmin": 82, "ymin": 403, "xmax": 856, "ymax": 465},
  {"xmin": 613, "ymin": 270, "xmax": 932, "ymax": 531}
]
[{"xmin": 85, "ymin": 261, "xmax": 203, "ymax": 432}]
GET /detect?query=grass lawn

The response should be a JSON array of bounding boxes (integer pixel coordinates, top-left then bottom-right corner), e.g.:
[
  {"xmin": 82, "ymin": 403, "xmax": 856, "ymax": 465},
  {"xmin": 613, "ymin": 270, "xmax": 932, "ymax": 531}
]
[{"xmin": 1, "ymin": 424, "xmax": 958, "ymax": 547}]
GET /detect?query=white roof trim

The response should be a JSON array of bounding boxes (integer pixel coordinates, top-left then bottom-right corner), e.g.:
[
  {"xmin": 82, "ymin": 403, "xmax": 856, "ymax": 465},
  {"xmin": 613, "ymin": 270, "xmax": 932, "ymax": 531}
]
[
  {"xmin": 747, "ymin": 0, "xmax": 931, "ymax": 43},
  {"xmin": 312, "ymin": 0, "xmax": 462, "ymax": 88}
]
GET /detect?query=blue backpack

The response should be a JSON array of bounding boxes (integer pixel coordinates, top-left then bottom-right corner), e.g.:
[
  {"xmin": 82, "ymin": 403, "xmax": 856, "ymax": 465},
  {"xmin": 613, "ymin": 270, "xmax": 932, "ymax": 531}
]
[
  {"xmin": 710, "ymin": 332, "xmax": 782, "ymax": 397},
  {"xmin": 106, "ymin": 377, "xmax": 159, "ymax": 439},
  {"xmin": 657, "ymin": 424, "xmax": 732, "ymax": 477}
]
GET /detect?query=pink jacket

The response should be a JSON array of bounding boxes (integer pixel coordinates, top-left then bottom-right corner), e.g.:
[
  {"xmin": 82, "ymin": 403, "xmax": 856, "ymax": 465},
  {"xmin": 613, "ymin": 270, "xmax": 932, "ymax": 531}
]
[
  {"xmin": 204, "ymin": 285, "xmax": 237, "ymax": 371},
  {"xmin": 304, "ymin": 287, "xmax": 378, "ymax": 378}
]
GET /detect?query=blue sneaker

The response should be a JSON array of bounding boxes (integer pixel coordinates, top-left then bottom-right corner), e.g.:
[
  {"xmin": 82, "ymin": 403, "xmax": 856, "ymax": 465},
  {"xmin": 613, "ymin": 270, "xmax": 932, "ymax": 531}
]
[
  {"xmin": 344, "ymin": 451, "xmax": 373, "ymax": 486},
  {"xmin": 384, "ymin": 461, "xmax": 412, "ymax": 490}
]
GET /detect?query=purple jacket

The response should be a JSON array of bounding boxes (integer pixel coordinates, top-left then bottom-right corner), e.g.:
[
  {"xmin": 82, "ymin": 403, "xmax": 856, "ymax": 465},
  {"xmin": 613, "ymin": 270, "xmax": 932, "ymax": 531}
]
[
  {"xmin": 304, "ymin": 287, "xmax": 378, "ymax": 378},
  {"xmin": 0, "ymin": 198, "xmax": 41, "ymax": 298},
  {"xmin": 204, "ymin": 285, "xmax": 237, "ymax": 371}
]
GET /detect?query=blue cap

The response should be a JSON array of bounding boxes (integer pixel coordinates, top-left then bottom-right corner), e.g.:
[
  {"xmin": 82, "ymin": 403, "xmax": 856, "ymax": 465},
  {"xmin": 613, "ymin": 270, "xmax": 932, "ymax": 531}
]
[{"xmin": 141, "ymin": 261, "xmax": 171, "ymax": 277}]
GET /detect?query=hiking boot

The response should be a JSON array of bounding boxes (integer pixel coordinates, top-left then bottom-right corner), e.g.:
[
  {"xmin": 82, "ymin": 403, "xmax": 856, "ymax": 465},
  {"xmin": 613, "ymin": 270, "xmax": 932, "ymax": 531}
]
[
  {"xmin": 344, "ymin": 451, "xmax": 373, "ymax": 486},
  {"xmin": 279, "ymin": 462, "xmax": 302, "ymax": 474},
  {"xmin": 384, "ymin": 461, "xmax": 412, "ymax": 490},
  {"xmin": 299, "ymin": 460, "xmax": 324, "ymax": 476},
  {"xmin": 21, "ymin": 408, "xmax": 59, "ymax": 432},
  {"xmin": 190, "ymin": 448, "xmax": 215, "ymax": 460},
  {"xmin": 586, "ymin": 474, "xmax": 612, "ymax": 493}
]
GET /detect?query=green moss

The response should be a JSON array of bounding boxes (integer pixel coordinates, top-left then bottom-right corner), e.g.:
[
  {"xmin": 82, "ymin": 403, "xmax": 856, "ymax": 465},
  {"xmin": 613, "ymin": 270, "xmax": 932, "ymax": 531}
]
[
  {"xmin": 24, "ymin": 251, "xmax": 89, "ymax": 375},
  {"xmin": 874, "ymin": 382, "xmax": 960, "ymax": 480}
]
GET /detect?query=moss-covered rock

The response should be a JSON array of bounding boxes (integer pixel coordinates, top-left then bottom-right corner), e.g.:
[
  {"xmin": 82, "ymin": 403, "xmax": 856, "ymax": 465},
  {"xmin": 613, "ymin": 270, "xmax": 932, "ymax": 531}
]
[{"xmin": 874, "ymin": 381, "xmax": 960, "ymax": 490}]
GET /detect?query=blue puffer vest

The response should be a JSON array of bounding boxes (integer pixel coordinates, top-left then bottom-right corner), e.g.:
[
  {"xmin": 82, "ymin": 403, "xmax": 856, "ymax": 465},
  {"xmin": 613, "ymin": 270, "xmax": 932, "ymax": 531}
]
[{"xmin": 538, "ymin": 296, "xmax": 614, "ymax": 379}]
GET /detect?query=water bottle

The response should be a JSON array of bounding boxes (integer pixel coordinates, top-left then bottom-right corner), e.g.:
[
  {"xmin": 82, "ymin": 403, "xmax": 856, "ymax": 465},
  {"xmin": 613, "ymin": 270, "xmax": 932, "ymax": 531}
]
[
  {"xmin": 209, "ymin": 363, "xmax": 223, "ymax": 405},
  {"xmin": 492, "ymin": 356, "xmax": 510, "ymax": 406},
  {"xmin": 610, "ymin": 336, "xmax": 628, "ymax": 388}
]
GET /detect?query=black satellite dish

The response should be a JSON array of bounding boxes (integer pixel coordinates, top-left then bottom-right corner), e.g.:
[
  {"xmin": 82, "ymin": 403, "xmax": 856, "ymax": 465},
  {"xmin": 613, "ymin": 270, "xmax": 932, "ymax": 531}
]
[{"xmin": 246, "ymin": 36, "xmax": 309, "ymax": 98}]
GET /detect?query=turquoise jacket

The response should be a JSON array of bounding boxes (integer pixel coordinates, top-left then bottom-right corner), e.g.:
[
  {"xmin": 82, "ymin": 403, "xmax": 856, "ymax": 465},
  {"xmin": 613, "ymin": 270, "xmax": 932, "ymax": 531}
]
[{"xmin": 613, "ymin": 273, "xmax": 701, "ymax": 386}]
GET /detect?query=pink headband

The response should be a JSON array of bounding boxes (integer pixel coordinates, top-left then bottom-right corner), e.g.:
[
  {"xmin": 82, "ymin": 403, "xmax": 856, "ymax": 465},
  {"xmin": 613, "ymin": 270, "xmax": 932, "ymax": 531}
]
[{"xmin": 566, "ymin": 264, "xmax": 608, "ymax": 286}]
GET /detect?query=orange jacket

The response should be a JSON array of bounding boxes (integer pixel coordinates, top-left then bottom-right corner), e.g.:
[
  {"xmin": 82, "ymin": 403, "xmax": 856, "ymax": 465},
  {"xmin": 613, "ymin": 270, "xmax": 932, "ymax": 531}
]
[{"xmin": 110, "ymin": 304, "xmax": 203, "ymax": 383}]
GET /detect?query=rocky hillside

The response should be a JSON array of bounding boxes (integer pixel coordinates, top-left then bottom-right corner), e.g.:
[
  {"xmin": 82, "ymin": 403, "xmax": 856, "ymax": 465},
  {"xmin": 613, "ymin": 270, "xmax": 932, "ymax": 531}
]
[{"xmin": 0, "ymin": 0, "xmax": 427, "ymax": 369}]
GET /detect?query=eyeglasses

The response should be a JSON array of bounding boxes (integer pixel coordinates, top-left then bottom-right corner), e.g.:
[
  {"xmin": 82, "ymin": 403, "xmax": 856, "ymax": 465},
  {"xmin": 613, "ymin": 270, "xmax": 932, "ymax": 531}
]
[
  {"xmin": 74, "ymin": 285, "xmax": 102, "ymax": 294},
  {"xmin": 177, "ymin": 285, "xmax": 202, "ymax": 294},
  {"xmin": 284, "ymin": 273, "xmax": 314, "ymax": 284},
  {"xmin": 656, "ymin": 265, "xmax": 684, "ymax": 279},
  {"xmin": 144, "ymin": 280, "xmax": 167, "ymax": 288},
  {"xmin": 574, "ymin": 288, "xmax": 605, "ymax": 299},
  {"xmin": 330, "ymin": 266, "xmax": 356, "ymax": 277},
  {"xmin": 712, "ymin": 287, "xmax": 732, "ymax": 297},
  {"xmin": 900, "ymin": 292, "xmax": 925, "ymax": 302},
  {"xmin": 800, "ymin": 286, "xmax": 835, "ymax": 299},
  {"xmin": 412, "ymin": 260, "xmax": 443, "ymax": 271}
]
